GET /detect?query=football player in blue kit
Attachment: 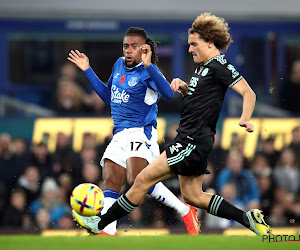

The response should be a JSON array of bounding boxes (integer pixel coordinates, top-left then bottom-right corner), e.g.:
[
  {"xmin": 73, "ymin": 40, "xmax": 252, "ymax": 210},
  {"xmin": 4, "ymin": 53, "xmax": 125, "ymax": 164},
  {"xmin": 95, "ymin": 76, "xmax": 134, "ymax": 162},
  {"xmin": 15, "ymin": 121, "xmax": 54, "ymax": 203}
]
[
  {"xmin": 68, "ymin": 27, "xmax": 200, "ymax": 235},
  {"xmin": 71, "ymin": 14, "xmax": 272, "ymax": 236}
]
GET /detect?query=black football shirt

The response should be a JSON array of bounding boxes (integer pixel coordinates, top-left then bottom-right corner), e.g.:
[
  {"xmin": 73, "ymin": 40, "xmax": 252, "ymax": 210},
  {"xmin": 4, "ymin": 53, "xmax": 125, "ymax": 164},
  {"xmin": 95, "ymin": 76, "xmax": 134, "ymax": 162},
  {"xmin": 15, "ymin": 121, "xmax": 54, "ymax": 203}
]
[{"xmin": 177, "ymin": 54, "xmax": 243, "ymax": 140}]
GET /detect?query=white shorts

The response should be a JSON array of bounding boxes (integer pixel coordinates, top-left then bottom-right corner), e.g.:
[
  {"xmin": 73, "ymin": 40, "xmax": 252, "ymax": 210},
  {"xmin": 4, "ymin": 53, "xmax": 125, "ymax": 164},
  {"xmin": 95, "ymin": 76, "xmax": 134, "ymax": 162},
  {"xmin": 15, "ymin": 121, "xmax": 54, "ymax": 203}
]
[{"xmin": 100, "ymin": 127, "xmax": 160, "ymax": 169}]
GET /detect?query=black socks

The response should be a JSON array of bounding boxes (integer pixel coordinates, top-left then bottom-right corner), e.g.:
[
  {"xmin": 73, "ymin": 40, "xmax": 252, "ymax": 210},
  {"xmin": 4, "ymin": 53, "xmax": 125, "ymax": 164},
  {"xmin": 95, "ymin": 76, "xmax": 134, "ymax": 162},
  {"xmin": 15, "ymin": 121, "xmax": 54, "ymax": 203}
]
[{"xmin": 207, "ymin": 195, "xmax": 250, "ymax": 228}]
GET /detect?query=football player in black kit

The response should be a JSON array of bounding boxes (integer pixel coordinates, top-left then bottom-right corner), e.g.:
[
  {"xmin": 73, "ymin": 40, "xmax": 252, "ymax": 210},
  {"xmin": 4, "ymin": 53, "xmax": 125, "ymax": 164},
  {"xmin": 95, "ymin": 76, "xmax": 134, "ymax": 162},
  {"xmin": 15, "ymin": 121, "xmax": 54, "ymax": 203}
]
[{"xmin": 73, "ymin": 13, "xmax": 272, "ymax": 235}]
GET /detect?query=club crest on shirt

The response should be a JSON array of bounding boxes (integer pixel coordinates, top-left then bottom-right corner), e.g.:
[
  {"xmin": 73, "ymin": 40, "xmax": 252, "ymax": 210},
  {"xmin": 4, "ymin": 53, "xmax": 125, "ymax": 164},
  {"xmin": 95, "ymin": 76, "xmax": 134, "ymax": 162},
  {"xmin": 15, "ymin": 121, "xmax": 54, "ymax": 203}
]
[
  {"xmin": 201, "ymin": 68, "xmax": 209, "ymax": 77},
  {"xmin": 128, "ymin": 77, "xmax": 138, "ymax": 87}
]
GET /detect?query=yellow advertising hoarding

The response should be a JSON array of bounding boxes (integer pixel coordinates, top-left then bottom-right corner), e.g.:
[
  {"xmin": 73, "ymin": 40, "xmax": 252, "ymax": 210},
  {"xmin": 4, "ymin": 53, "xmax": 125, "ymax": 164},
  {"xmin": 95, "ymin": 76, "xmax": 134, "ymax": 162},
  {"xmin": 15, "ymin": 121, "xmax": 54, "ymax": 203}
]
[
  {"xmin": 32, "ymin": 117, "xmax": 300, "ymax": 157},
  {"xmin": 222, "ymin": 118, "xmax": 300, "ymax": 158}
]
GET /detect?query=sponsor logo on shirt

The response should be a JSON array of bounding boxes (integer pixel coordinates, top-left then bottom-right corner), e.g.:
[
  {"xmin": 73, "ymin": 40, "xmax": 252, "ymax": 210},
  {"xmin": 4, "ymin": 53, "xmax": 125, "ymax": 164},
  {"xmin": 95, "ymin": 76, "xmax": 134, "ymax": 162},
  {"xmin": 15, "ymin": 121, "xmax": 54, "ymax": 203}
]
[
  {"xmin": 114, "ymin": 73, "xmax": 120, "ymax": 78},
  {"xmin": 190, "ymin": 77, "xmax": 199, "ymax": 87},
  {"xmin": 111, "ymin": 85, "xmax": 130, "ymax": 104},
  {"xmin": 187, "ymin": 76, "xmax": 199, "ymax": 95}
]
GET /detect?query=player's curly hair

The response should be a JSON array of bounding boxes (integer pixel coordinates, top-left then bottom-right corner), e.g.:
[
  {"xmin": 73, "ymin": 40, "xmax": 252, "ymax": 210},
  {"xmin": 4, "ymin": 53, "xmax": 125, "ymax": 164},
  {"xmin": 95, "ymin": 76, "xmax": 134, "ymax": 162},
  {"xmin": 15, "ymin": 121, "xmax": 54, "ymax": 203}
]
[
  {"xmin": 189, "ymin": 13, "xmax": 233, "ymax": 51},
  {"xmin": 125, "ymin": 27, "xmax": 159, "ymax": 65}
]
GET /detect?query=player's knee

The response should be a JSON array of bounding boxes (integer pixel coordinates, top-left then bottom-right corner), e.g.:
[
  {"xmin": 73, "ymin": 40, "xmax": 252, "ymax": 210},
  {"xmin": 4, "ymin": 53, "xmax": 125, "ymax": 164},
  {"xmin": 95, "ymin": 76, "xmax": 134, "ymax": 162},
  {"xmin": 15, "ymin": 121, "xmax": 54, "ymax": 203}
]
[
  {"xmin": 132, "ymin": 172, "xmax": 149, "ymax": 192},
  {"xmin": 102, "ymin": 178, "xmax": 122, "ymax": 192}
]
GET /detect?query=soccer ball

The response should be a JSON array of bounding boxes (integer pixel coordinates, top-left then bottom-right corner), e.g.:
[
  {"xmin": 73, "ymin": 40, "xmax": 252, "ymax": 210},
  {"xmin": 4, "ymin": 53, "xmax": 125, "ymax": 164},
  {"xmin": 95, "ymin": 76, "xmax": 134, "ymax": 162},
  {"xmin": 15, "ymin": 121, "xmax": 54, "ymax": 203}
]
[{"xmin": 70, "ymin": 183, "xmax": 104, "ymax": 216}]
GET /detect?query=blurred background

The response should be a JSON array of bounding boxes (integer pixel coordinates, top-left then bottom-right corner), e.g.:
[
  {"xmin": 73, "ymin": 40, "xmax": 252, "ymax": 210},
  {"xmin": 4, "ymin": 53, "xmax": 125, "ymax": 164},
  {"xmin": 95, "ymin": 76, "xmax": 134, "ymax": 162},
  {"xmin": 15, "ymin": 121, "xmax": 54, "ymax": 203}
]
[{"xmin": 0, "ymin": 0, "xmax": 299, "ymax": 234}]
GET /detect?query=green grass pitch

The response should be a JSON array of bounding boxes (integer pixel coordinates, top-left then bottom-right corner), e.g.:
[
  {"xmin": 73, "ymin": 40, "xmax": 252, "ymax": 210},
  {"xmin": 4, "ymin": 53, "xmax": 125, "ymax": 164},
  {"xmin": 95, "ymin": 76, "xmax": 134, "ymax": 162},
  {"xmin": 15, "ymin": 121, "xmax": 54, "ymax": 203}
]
[{"xmin": 1, "ymin": 235, "xmax": 298, "ymax": 250}]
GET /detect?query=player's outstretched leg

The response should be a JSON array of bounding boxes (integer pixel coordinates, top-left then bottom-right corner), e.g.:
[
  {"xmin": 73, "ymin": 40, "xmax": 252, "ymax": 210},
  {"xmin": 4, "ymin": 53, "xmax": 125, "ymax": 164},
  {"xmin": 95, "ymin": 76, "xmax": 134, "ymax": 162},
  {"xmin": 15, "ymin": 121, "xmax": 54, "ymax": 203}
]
[{"xmin": 148, "ymin": 182, "xmax": 200, "ymax": 235}]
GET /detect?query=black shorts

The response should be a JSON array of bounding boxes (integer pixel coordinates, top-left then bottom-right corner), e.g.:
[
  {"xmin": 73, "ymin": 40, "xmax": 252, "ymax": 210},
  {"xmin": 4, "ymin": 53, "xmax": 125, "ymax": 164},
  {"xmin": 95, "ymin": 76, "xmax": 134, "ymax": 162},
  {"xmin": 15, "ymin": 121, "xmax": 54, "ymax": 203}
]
[{"xmin": 164, "ymin": 135, "xmax": 214, "ymax": 176}]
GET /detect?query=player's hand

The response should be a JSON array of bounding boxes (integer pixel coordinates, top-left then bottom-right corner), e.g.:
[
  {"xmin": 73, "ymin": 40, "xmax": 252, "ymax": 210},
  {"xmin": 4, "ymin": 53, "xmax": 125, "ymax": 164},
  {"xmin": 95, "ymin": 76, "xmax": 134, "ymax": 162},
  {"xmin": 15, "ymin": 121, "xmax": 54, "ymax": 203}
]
[
  {"xmin": 67, "ymin": 50, "xmax": 90, "ymax": 71},
  {"xmin": 239, "ymin": 120, "xmax": 254, "ymax": 133},
  {"xmin": 171, "ymin": 78, "xmax": 189, "ymax": 96},
  {"xmin": 141, "ymin": 44, "xmax": 152, "ymax": 68}
]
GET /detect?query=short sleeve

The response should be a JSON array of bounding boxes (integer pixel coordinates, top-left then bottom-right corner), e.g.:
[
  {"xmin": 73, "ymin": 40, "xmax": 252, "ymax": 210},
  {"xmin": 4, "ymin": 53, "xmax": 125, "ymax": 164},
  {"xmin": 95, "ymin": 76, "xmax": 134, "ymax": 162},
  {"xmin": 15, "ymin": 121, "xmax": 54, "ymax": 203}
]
[{"xmin": 214, "ymin": 63, "xmax": 243, "ymax": 88}]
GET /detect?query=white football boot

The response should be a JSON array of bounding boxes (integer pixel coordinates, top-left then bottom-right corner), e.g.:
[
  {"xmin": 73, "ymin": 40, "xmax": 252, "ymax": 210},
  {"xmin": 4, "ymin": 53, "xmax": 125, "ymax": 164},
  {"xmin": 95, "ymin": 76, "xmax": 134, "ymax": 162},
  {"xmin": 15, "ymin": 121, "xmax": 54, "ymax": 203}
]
[{"xmin": 72, "ymin": 209, "xmax": 102, "ymax": 234}]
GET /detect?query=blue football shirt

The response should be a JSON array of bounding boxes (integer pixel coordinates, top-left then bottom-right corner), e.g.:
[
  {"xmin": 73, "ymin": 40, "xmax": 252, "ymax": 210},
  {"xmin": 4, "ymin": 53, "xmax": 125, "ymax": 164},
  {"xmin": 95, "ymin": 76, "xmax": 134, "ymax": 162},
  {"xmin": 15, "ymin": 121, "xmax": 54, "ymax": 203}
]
[{"xmin": 107, "ymin": 57, "xmax": 163, "ymax": 139}]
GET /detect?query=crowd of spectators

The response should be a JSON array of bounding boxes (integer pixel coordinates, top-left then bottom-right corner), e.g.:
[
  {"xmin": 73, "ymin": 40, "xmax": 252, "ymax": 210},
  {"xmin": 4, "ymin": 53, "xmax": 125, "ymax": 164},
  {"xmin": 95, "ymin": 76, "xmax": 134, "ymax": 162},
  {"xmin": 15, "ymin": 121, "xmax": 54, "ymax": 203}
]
[
  {"xmin": 0, "ymin": 125, "xmax": 299, "ymax": 232},
  {"xmin": 52, "ymin": 62, "xmax": 110, "ymax": 116}
]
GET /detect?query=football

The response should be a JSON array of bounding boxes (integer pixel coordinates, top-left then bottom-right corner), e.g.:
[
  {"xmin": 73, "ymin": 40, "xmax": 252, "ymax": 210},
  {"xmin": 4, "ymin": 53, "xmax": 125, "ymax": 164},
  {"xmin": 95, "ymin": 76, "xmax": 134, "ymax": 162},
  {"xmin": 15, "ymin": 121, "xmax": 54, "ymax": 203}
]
[{"xmin": 70, "ymin": 183, "xmax": 104, "ymax": 216}]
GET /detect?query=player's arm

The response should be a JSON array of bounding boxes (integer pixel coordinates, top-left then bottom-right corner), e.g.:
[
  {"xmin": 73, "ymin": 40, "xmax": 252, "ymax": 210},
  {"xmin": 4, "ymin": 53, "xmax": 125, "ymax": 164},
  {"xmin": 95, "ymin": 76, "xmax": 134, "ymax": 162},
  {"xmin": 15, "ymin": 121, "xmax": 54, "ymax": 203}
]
[
  {"xmin": 145, "ymin": 65, "xmax": 174, "ymax": 99},
  {"xmin": 67, "ymin": 50, "xmax": 111, "ymax": 105},
  {"xmin": 141, "ymin": 45, "xmax": 173, "ymax": 99},
  {"xmin": 231, "ymin": 78, "xmax": 256, "ymax": 133}
]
